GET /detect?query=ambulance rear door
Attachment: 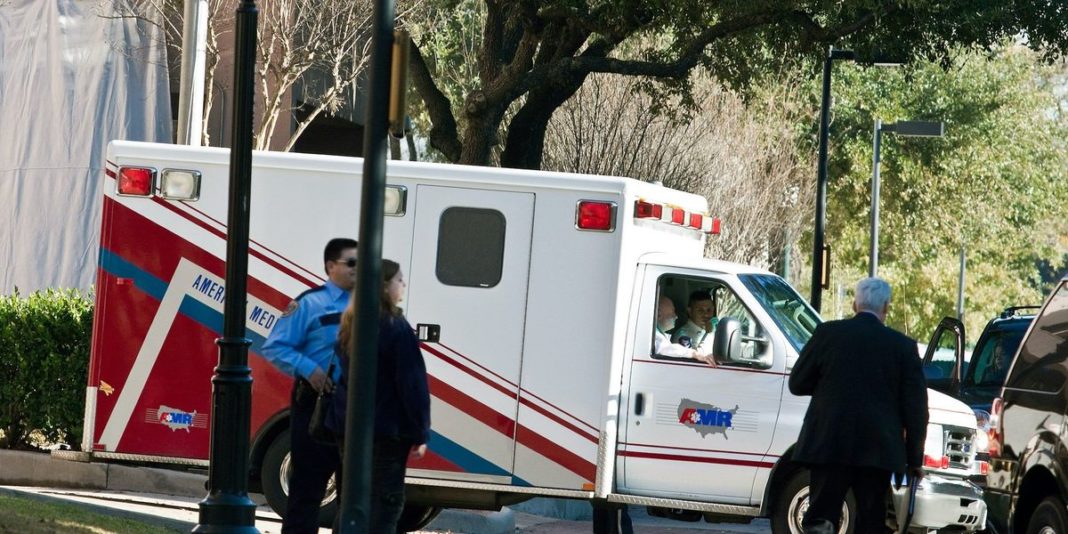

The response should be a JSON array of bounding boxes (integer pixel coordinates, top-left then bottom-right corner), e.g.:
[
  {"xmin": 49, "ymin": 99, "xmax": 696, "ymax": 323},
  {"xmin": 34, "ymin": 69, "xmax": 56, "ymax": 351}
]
[{"xmin": 404, "ymin": 185, "xmax": 534, "ymax": 483}]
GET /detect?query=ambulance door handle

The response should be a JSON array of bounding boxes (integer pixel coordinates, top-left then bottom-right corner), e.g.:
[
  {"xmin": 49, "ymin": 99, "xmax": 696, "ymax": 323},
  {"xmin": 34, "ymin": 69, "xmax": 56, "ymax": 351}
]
[
  {"xmin": 634, "ymin": 393, "xmax": 645, "ymax": 416},
  {"xmin": 417, "ymin": 324, "xmax": 440, "ymax": 342}
]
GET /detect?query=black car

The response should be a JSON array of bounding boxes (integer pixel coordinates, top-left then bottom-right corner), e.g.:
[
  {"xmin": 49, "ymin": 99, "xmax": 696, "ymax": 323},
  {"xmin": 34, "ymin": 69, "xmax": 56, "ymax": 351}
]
[
  {"xmin": 922, "ymin": 306, "xmax": 1038, "ymax": 413},
  {"xmin": 985, "ymin": 277, "xmax": 1068, "ymax": 533}
]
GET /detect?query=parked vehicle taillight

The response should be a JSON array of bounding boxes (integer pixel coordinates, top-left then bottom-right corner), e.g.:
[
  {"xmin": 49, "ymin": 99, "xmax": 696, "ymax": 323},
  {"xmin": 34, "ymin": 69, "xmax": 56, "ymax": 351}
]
[{"xmin": 924, "ymin": 454, "xmax": 950, "ymax": 469}]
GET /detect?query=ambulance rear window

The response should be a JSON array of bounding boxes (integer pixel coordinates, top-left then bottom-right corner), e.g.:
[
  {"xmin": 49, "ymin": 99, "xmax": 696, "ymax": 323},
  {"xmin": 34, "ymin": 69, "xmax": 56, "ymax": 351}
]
[{"xmin": 436, "ymin": 207, "xmax": 506, "ymax": 288}]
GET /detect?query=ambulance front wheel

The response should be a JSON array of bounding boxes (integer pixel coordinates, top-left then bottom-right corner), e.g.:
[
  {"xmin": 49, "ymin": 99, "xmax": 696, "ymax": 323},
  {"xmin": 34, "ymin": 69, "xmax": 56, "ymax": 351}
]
[
  {"xmin": 771, "ymin": 469, "xmax": 855, "ymax": 534},
  {"xmin": 261, "ymin": 429, "xmax": 339, "ymax": 528},
  {"xmin": 397, "ymin": 504, "xmax": 442, "ymax": 532}
]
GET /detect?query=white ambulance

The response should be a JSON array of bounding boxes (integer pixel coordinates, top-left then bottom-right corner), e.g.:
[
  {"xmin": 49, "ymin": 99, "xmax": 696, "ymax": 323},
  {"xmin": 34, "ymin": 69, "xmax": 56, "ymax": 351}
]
[{"xmin": 74, "ymin": 140, "xmax": 987, "ymax": 532}]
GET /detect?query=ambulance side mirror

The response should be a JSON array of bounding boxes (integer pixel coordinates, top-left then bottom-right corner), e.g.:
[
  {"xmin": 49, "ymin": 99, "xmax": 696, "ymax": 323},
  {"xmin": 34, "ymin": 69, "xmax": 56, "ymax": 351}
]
[{"xmin": 712, "ymin": 318, "xmax": 743, "ymax": 364}]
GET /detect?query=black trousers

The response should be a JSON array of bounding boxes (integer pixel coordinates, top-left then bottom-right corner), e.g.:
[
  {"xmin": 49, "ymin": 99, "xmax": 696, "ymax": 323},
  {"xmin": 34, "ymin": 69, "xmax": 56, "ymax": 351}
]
[
  {"xmin": 283, "ymin": 380, "xmax": 341, "ymax": 534},
  {"xmin": 804, "ymin": 464, "xmax": 891, "ymax": 534},
  {"xmin": 333, "ymin": 436, "xmax": 412, "ymax": 533},
  {"xmin": 592, "ymin": 503, "xmax": 633, "ymax": 534}
]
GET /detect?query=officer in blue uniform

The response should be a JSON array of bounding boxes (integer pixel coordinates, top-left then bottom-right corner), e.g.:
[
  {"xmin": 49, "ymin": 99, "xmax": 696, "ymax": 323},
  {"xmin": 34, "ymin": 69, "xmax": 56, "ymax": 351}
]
[{"xmin": 262, "ymin": 237, "xmax": 357, "ymax": 533}]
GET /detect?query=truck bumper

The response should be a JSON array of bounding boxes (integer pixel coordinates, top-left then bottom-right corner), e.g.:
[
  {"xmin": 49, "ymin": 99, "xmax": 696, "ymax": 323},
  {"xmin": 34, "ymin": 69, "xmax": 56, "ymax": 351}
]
[{"xmin": 889, "ymin": 474, "xmax": 987, "ymax": 532}]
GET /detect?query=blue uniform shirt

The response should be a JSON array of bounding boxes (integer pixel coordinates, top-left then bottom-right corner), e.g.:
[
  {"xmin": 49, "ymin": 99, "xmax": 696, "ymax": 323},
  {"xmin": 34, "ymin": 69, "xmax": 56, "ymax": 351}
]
[{"xmin": 262, "ymin": 280, "xmax": 348, "ymax": 381}]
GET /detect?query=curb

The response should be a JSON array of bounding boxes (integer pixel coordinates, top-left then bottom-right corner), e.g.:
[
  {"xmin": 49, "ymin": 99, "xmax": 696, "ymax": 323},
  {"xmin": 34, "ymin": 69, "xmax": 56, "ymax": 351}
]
[
  {"xmin": 425, "ymin": 508, "xmax": 516, "ymax": 534},
  {"xmin": 0, "ymin": 485, "xmax": 196, "ymax": 532},
  {"xmin": 0, "ymin": 449, "xmax": 207, "ymax": 498}
]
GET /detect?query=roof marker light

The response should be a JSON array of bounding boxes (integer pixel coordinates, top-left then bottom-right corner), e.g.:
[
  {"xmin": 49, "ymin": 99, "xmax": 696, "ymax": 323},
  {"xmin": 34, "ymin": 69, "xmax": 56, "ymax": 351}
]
[
  {"xmin": 708, "ymin": 217, "xmax": 721, "ymax": 235},
  {"xmin": 384, "ymin": 185, "xmax": 408, "ymax": 216},
  {"xmin": 670, "ymin": 208, "xmax": 685, "ymax": 225},
  {"xmin": 117, "ymin": 167, "xmax": 155, "ymax": 197},
  {"xmin": 160, "ymin": 169, "xmax": 201, "ymax": 201},
  {"xmin": 688, "ymin": 213, "xmax": 703, "ymax": 229},
  {"xmin": 576, "ymin": 200, "xmax": 616, "ymax": 231},
  {"xmin": 634, "ymin": 200, "xmax": 662, "ymax": 219}
]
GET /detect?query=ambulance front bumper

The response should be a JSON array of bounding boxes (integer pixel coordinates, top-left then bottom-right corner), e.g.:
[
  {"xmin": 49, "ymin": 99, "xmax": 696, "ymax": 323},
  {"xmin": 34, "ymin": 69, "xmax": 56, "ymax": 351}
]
[{"xmin": 889, "ymin": 473, "xmax": 987, "ymax": 532}]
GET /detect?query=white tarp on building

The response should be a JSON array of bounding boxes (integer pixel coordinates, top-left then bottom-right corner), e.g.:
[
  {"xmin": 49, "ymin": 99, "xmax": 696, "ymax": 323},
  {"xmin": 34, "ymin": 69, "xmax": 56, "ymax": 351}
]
[{"xmin": 0, "ymin": 0, "xmax": 171, "ymax": 293}]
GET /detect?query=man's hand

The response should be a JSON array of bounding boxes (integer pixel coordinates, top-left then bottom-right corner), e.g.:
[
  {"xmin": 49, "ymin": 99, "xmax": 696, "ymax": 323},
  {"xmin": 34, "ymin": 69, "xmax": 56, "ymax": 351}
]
[
  {"xmin": 410, "ymin": 444, "xmax": 427, "ymax": 460},
  {"xmin": 693, "ymin": 351, "xmax": 717, "ymax": 367},
  {"xmin": 908, "ymin": 465, "xmax": 925, "ymax": 482},
  {"xmin": 307, "ymin": 368, "xmax": 333, "ymax": 393}
]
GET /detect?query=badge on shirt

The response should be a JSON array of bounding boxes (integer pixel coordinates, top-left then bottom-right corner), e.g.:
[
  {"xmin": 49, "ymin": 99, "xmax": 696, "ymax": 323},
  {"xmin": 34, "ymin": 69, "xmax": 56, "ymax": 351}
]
[
  {"xmin": 678, "ymin": 336, "xmax": 693, "ymax": 348},
  {"xmin": 282, "ymin": 300, "xmax": 299, "ymax": 317}
]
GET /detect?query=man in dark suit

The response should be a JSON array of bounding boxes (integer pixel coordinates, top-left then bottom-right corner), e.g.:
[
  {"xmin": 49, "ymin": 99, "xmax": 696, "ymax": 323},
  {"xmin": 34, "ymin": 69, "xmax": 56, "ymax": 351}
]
[{"xmin": 789, "ymin": 277, "xmax": 928, "ymax": 533}]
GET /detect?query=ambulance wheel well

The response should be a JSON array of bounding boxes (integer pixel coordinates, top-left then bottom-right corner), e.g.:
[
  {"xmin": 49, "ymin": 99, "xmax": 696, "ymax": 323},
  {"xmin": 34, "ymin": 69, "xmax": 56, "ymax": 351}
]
[
  {"xmin": 248, "ymin": 410, "xmax": 291, "ymax": 492},
  {"xmin": 762, "ymin": 446, "xmax": 800, "ymax": 516}
]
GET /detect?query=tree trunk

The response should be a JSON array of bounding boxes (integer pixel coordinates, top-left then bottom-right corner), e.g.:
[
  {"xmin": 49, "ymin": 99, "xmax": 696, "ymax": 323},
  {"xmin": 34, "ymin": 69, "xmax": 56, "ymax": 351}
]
[{"xmin": 500, "ymin": 74, "xmax": 588, "ymax": 170}]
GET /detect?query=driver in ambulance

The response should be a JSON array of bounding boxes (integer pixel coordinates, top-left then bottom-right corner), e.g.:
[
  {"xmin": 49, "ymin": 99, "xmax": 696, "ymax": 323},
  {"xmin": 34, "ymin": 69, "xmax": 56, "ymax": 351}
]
[
  {"xmin": 671, "ymin": 289, "xmax": 718, "ymax": 357},
  {"xmin": 657, "ymin": 295, "xmax": 715, "ymax": 365}
]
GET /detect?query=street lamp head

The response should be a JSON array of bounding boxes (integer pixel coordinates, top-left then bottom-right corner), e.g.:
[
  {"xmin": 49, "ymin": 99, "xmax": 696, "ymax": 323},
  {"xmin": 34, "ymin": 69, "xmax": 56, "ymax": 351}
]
[
  {"xmin": 883, "ymin": 120, "xmax": 945, "ymax": 137},
  {"xmin": 828, "ymin": 48, "xmax": 856, "ymax": 61}
]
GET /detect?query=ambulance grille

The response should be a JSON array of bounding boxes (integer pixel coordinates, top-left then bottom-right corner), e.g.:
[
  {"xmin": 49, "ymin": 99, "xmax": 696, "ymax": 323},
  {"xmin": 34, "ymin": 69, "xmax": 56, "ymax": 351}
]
[{"xmin": 944, "ymin": 425, "xmax": 974, "ymax": 468}]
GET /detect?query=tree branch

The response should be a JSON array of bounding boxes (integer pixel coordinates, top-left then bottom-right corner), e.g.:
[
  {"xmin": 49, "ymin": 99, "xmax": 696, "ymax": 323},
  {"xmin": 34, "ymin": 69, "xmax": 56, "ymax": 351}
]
[{"xmin": 409, "ymin": 40, "xmax": 463, "ymax": 162}]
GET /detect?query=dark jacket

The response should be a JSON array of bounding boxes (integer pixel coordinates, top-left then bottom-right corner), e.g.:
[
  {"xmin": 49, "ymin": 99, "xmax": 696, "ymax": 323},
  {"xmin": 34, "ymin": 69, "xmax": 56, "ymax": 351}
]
[
  {"xmin": 789, "ymin": 312, "xmax": 928, "ymax": 473},
  {"xmin": 328, "ymin": 314, "xmax": 431, "ymax": 445}
]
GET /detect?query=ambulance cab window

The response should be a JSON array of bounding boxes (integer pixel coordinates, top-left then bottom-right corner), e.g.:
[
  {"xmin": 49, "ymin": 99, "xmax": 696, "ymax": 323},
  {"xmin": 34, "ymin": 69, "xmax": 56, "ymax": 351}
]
[
  {"xmin": 654, "ymin": 275, "xmax": 773, "ymax": 369},
  {"xmin": 436, "ymin": 207, "xmax": 505, "ymax": 288}
]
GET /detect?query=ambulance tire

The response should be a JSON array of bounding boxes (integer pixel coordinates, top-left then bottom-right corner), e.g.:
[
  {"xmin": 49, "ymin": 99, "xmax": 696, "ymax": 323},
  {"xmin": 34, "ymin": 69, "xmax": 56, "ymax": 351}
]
[
  {"xmin": 1026, "ymin": 496, "xmax": 1068, "ymax": 534},
  {"xmin": 261, "ymin": 430, "xmax": 339, "ymax": 528},
  {"xmin": 771, "ymin": 469, "xmax": 855, "ymax": 534},
  {"xmin": 396, "ymin": 504, "xmax": 442, "ymax": 532}
]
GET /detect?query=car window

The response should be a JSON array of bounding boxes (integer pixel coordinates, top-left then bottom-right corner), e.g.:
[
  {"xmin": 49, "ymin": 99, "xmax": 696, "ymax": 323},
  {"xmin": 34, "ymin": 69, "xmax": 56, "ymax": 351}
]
[
  {"xmin": 968, "ymin": 330, "xmax": 1024, "ymax": 387},
  {"xmin": 654, "ymin": 275, "xmax": 773, "ymax": 369},
  {"xmin": 1005, "ymin": 282, "xmax": 1068, "ymax": 393},
  {"xmin": 923, "ymin": 328, "xmax": 960, "ymax": 380},
  {"xmin": 739, "ymin": 273, "xmax": 820, "ymax": 353}
]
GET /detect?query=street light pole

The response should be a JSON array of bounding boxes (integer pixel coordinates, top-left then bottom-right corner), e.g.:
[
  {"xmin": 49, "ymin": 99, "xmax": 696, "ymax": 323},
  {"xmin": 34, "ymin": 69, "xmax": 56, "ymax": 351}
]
[
  {"xmin": 337, "ymin": 0, "xmax": 395, "ymax": 531},
  {"xmin": 811, "ymin": 47, "xmax": 855, "ymax": 312},
  {"xmin": 867, "ymin": 119, "xmax": 945, "ymax": 278},
  {"xmin": 869, "ymin": 119, "xmax": 883, "ymax": 277},
  {"xmin": 194, "ymin": 0, "xmax": 259, "ymax": 532}
]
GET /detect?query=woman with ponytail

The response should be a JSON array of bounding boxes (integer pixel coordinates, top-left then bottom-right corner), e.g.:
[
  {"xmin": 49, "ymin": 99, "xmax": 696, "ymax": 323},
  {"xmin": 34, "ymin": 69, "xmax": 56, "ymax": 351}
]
[{"xmin": 330, "ymin": 259, "xmax": 430, "ymax": 532}]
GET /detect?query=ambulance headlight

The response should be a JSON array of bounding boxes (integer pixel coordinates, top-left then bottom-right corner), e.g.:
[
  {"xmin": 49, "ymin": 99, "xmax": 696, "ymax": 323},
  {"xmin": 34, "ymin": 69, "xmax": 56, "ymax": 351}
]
[
  {"xmin": 384, "ymin": 185, "xmax": 407, "ymax": 216},
  {"xmin": 160, "ymin": 169, "xmax": 201, "ymax": 201}
]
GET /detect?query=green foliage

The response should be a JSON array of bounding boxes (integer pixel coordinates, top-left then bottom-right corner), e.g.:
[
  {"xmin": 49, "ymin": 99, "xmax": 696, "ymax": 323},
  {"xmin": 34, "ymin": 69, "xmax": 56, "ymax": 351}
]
[
  {"xmin": 409, "ymin": 0, "xmax": 1068, "ymax": 167},
  {"xmin": 819, "ymin": 46, "xmax": 1068, "ymax": 340},
  {"xmin": 0, "ymin": 289, "xmax": 93, "ymax": 450}
]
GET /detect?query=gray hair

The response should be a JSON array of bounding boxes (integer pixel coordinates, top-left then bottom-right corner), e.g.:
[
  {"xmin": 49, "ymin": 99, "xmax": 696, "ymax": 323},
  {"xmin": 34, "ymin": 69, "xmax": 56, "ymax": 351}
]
[{"xmin": 854, "ymin": 277, "xmax": 892, "ymax": 313}]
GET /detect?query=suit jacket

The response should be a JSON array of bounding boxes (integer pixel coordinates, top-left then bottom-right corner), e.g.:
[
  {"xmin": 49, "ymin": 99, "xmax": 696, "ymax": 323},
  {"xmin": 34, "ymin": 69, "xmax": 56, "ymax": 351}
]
[{"xmin": 789, "ymin": 312, "xmax": 928, "ymax": 473}]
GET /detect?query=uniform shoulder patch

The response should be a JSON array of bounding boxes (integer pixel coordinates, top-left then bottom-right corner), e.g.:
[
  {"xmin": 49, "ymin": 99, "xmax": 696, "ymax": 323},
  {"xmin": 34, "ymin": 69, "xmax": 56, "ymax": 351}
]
[{"xmin": 282, "ymin": 300, "xmax": 299, "ymax": 317}]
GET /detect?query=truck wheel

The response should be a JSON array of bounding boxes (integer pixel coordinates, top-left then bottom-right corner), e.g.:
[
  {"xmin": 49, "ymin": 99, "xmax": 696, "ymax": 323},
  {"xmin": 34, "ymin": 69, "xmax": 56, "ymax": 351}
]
[
  {"xmin": 261, "ymin": 429, "xmax": 339, "ymax": 527},
  {"xmin": 771, "ymin": 470, "xmax": 855, "ymax": 534},
  {"xmin": 396, "ymin": 504, "xmax": 442, "ymax": 532},
  {"xmin": 1027, "ymin": 496, "xmax": 1068, "ymax": 534}
]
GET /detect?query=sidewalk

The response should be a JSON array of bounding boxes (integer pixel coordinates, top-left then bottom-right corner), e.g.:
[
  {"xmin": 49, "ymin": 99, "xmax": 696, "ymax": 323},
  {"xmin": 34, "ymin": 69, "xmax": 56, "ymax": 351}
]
[{"xmin": 0, "ymin": 449, "xmax": 770, "ymax": 533}]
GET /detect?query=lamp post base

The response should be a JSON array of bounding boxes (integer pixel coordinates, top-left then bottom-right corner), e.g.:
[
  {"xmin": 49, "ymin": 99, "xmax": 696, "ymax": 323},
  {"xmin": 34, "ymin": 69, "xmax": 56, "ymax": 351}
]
[{"xmin": 194, "ymin": 491, "xmax": 260, "ymax": 533}]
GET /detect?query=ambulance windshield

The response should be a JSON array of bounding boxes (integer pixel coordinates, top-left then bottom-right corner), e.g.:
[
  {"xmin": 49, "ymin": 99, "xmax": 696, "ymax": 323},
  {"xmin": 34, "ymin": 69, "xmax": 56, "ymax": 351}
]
[{"xmin": 739, "ymin": 274, "xmax": 821, "ymax": 353}]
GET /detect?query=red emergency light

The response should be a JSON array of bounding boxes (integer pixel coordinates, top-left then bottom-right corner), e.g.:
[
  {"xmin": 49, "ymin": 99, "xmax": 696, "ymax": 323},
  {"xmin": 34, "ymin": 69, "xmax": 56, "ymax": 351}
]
[
  {"xmin": 576, "ymin": 200, "xmax": 615, "ymax": 231},
  {"xmin": 117, "ymin": 167, "xmax": 155, "ymax": 197},
  {"xmin": 634, "ymin": 200, "xmax": 663, "ymax": 219},
  {"xmin": 688, "ymin": 213, "xmax": 703, "ymax": 229},
  {"xmin": 633, "ymin": 199, "xmax": 720, "ymax": 235},
  {"xmin": 670, "ymin": 208, "xmax": 685, "ymax": 225}
]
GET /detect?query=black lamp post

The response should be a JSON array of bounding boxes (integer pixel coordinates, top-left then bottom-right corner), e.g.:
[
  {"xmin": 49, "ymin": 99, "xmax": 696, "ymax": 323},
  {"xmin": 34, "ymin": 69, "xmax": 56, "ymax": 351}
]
[
  {"xmin": 868, "ymin": 119, "xmax": 945, "ymax": 277},
  {"xmin": 337, "ymin": 0, "xmax": 396, "ymax": 531},
  {"xmin": 810, "ymin": 47, "xmax": 855, "ymax": 312},
  {"xmin": 193, "ymin": 0, "xmax": 259, "ymax": 532}
]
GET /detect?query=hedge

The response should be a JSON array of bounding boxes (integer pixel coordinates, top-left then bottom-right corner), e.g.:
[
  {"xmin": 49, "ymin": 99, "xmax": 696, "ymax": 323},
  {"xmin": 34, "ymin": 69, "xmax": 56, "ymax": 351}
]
[{"xmin": 0, "ymin": 289, "xmax": 93, "ymax": 450}]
